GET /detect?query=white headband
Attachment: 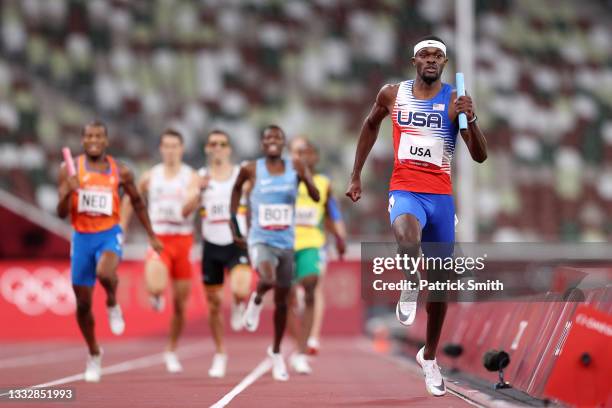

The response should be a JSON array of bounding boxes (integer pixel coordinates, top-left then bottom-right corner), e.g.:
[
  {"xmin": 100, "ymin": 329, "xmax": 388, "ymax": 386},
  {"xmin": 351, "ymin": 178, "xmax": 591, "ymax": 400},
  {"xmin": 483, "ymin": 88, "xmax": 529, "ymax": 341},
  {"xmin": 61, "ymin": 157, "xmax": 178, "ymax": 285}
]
[{"xmin": 413, "ymin": 40, "xmax": 446, "ymax": 56}]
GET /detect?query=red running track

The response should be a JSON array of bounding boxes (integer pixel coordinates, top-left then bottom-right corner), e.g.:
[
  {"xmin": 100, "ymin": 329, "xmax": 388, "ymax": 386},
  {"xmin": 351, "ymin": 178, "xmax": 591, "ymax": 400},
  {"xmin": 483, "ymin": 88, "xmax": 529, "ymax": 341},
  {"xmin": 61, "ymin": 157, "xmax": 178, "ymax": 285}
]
[{"xmin": 0, "ymin": 337, "xmax": 475, "ymax": 408}]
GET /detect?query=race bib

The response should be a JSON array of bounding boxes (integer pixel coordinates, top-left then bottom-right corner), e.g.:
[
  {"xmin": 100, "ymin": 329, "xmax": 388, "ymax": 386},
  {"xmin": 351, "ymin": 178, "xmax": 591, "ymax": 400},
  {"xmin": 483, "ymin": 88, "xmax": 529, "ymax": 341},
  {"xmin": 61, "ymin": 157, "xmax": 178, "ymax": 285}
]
[
  {"xmin": 206, "ymin": 200, "xmax": 230, "ymax": 222},
  {"xmin": 150, "ymin": 201, "xmax": 183, "ymax": 222},
  {"xmin": 78, "ymin": 189, "xmax": 113, "ymax": 215},
  {"xmin": 258, "ymin": 204, "xmax": 293, "ymax": 229},
  {"xmin": 295, "ymin": 207, "xmax": 319, "ymax": 227},
  {"xmin": 398, "ymin": 133, "xmax": 443, "ymax": 167}
]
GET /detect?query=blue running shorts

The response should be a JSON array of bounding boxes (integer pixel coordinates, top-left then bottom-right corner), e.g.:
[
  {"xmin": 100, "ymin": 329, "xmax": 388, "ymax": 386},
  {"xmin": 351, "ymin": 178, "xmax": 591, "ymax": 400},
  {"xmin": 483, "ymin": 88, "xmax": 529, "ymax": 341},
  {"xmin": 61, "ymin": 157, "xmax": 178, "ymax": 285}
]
[
  {"xmin": 388, "ymin": 190, "xmax": 455, "ymax": 257},
  {"xmin": 71, "ymin": 224, "xmax": 123, "ymax": 287}
]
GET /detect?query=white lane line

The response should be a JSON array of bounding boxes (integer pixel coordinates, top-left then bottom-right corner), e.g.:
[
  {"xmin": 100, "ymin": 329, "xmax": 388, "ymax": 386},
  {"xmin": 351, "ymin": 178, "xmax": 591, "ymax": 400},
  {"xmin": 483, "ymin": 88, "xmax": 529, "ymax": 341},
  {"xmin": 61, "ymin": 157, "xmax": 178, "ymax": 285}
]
[
  {"xmin": 0, "ymin": 341, "xmax": 209, "ymax": 397},
  {"xmin": 0, "ymin": 347, "xmax": 84, "ymax": 369},
  {"xmin": 210, "ymin": 358, "xmax": 272, "ymax": 408},
  {"xmin": 0, "ymin": 340, "xmax": 178, "ymax": 369}
]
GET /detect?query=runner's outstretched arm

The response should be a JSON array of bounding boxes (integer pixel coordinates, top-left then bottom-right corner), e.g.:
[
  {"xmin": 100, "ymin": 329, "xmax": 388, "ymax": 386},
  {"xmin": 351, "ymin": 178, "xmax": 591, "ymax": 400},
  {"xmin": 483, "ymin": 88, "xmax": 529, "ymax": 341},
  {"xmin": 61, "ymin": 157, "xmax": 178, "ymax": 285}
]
[
  {"xmin": 57, "ymin": 165, "xmax": 78, "ymax": 218},
  {"xmin": 294, "ymin": 159, "xmax": 320, "ymax": 202},
  {"xmin": 182, "ymin": 171, "xmax": 208, "ymax": 217},
  {"xmin": 324, "ymin": 189, "xmax": 346, "ymax": 259},
  {"xmin": 230, "ymin": 161, "xmax": 254, "ymax": 244},
  {"xmin": 452, "ymin": 93, "xmax": 487, "ymax": 163},
  {"xmin": 120, "ymin": 170, "xmax": 150, "ymax": 232},
  {"xmin": 346, "ymin": 84, "xmax": 397, "ymax": 202},
  {"xmin": 118, "ymin": 163, "xmax": 163, "ymax": 253}
]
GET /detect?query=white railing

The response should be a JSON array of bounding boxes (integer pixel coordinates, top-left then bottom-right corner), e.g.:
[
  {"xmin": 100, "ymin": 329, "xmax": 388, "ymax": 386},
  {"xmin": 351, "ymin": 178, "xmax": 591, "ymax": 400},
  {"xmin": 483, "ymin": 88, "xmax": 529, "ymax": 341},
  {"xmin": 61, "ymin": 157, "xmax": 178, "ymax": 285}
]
[{"xmin": 0, "ymin": 189, "xmax": 71, "ymax": 240}]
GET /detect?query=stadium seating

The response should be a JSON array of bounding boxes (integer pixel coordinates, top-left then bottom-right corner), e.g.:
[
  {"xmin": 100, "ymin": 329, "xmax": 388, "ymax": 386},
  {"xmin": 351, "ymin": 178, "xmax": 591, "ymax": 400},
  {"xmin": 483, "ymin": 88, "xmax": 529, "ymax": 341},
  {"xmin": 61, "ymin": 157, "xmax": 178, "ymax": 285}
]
[{"xmin": 1, "ymin": 0, "xmax": 611, "ymax": 241}]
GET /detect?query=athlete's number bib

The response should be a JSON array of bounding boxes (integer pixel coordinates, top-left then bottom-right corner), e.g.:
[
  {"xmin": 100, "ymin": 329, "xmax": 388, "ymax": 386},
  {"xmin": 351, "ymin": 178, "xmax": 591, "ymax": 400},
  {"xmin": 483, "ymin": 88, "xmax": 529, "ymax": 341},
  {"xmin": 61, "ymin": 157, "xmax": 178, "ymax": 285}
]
[
  {"xmin": 398, "ymin": 133, "xmax": 443, "ymax": 167},
  {"xmin": 259, "ymin": 204, "xmax": 293, "ymax": 229},
  {"xmin": 78, "ymin": 189, "xmax": 113, "ymax": 215},
  {"xmin": 206, "ymin": 200, "xmax": 229, "ymax": 222},
  {"xmin": 150, "ymin": 201, "xmax": 183, "ymax": 222},
  {"xmin": 295, "ymin": 207, "xmax": 319, "ymax": 227}
]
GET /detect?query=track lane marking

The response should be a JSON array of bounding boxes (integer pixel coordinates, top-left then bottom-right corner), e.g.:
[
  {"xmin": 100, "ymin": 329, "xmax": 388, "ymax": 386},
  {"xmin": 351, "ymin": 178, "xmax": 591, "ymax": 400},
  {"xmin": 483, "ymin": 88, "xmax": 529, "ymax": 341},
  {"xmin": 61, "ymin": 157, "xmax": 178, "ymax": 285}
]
[
  {"xmin": 0, "ymin": 347, "xmax": 85, "ymax": 369},
  {"xmin": 210, "ymin": 358, "xmax": 272, "ymax": 408},
  {"xmin": 0, "ymin": 341, "xmax": 210, "ymax": 397},
  {"xmin": 0, "ymin": 340, "xmax": 183, "ymax": 369}
]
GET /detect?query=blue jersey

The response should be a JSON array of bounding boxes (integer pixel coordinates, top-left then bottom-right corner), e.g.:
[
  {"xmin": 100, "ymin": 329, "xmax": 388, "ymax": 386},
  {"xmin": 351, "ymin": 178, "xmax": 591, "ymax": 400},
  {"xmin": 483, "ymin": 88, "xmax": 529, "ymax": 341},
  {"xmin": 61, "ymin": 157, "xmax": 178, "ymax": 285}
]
[{"xmin": 248, "ymin": 158, "xmax": 298, "ymax": 249}]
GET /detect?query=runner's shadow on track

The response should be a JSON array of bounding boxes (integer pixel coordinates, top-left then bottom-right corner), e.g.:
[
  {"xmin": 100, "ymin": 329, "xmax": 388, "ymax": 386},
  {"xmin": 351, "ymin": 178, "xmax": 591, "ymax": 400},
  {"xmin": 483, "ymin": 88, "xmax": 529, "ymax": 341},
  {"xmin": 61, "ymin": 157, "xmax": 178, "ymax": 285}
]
[{"xmin": 330, "ymin": 397, "xmax": 430, "ymax": 406}]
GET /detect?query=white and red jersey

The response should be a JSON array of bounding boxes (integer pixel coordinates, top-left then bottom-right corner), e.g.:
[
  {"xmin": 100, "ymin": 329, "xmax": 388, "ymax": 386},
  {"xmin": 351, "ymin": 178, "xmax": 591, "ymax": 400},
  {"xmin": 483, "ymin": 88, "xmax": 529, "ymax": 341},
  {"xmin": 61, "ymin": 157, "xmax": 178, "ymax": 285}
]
[
  {"xmin": 390, "ymin": 80, "xmax": 459, "ymax": 195},
  {"xmin": 148, "ymin": 163, "xmax": 194, "ymax": 235},
  {"xmin": 199, "ymin": 166, "xmax": 248, "ymax": 246}
]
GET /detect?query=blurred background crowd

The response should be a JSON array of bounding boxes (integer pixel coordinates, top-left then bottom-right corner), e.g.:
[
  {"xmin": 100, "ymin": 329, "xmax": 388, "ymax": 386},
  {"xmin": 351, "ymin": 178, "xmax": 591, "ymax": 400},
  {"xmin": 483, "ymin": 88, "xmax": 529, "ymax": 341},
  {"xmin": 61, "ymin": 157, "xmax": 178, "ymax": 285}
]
[{"xmin": 1, "ymin": 0, "xmax": 611, "ymax": 242}]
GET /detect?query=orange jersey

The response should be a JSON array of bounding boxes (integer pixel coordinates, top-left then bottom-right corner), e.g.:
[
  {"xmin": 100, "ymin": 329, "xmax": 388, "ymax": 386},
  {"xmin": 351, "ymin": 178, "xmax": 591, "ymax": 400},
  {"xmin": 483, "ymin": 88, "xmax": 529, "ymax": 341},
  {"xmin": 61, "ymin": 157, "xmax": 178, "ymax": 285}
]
[{"xmin": 71, "ymin": 155, "xmax": 121, "ymax": 233}]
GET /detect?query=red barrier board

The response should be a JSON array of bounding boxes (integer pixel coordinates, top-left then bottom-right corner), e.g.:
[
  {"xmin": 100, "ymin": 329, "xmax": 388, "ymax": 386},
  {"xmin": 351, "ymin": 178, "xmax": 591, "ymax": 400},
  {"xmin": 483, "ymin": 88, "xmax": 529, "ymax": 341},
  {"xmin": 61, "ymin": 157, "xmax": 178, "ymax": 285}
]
[
  {"xmin": 0, "ymin": 260, "xmax": 363, "ymax": 340},
  {"xmin": 544, "ymin": 305, "xmax": 612, "ymax": 407},
  {"xmin": 0, "ymin": 260, "xmax": 207, "ymax": 339},
  {"xmin": 401, "ymin": 267, "xmax": 612, "ymax": 402}
]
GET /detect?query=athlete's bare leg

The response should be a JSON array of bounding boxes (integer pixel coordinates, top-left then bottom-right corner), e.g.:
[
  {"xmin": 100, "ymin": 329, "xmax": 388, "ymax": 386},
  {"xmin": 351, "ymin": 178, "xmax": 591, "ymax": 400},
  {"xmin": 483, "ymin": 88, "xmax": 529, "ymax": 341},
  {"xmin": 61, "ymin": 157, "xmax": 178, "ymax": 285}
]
[
  {"xmin": 253, "ymin": 261, "xmax": 275, "ymax": 303},
  {"xmin": 252, "ymin": 260, "xmax": 290, "ymax": 353},
  {"xmin": 309, "ymin": 277, "xmax": 325, "ymax": 343},
  {"xmin": 72, "ymin": 285, "xmax": 99, "ymax": 355},
  {"xmin": 424, "ymin": 301, "xmax": 447, "ymax": 359},
  {"xmin": 168, "ymin": 279, "xmax": 190, "ymax": 351},
  {"xmin": 286, "ymin": 286, "xmax": 301, "ymax": 340},
  {"xmin": 229, "ymin": 264, "xmax": 251, "ymax": 303},
  {"xmin": 145, "ymin": 259, "xmax": 169, "ymax": 297},
  {"xmin": 273, "ymin": 285, "xmax": 290, "ymax": 353},
  {"xmin": 392, "ymin": 214, "xmax": 447, "ymax": 359},
  {"xmin": 297, "ymin": 275, "xmax": 318, "ymax": 353},
  {"xmin": 205, "ymin": 285, "xmax": 225, "ymax": 354},
  {"xmin": 96, "ymin": 251, "xmax": 120, "ymax": 307},
  {"xmin": 392, "ymin": 214, "xmax": 421, "ymax": 257}
]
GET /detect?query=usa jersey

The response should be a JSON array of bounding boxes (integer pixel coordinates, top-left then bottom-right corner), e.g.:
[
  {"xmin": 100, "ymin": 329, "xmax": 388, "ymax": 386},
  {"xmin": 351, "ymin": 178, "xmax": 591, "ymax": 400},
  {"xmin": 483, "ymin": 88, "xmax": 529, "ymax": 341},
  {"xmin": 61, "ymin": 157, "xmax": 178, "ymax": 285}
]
[{"xmin": 390, "ymin": 80, "xmax": 459, "ymax": 195}]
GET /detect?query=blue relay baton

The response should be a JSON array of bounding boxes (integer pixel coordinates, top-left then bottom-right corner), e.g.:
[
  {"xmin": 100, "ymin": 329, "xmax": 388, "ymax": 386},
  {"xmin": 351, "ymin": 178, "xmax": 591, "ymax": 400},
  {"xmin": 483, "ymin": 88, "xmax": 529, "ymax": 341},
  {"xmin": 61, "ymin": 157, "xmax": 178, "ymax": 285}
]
[{"xmin": 456, "ymin": 72, "xmax": 468, "ymax": 130}]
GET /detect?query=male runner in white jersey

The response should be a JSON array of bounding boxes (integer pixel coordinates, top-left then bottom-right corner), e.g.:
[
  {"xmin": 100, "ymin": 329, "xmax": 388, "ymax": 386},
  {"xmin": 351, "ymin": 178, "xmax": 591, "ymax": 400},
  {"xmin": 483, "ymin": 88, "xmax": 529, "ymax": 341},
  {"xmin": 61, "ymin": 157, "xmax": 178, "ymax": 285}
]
[
  {"xmin": 347, "ymin": 36, "xmax": 487, "ymax": 396},
  {"xmin": 121, "ymin": 129, "xmax": 198, "ymax": 373},
  {"xmin": 183, "ymin": 129, "xmax": 252, "ymax": 378}
]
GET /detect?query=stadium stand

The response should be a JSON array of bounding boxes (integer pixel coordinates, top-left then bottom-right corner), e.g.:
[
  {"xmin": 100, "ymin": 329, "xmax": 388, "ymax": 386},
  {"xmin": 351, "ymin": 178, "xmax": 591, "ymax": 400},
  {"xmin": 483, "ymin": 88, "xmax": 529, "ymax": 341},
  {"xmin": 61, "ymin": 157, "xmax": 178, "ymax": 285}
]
[{"xmin": 1, "ymin": 0, "xmax": 611, "ymax": 241}]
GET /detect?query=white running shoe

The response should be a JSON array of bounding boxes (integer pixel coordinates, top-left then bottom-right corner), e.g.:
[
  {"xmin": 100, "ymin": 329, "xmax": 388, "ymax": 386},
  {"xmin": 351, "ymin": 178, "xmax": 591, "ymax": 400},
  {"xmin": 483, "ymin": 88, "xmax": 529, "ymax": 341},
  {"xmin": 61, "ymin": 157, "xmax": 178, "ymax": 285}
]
[
  {"xmin": 306, "ymin": 337, "xmax": 320, "ymax": 356},
  {"xmin": 416, "ymin": 347, "xmax": 446, "ymax": 396},
  {"xmin": 396, "ymin": 287, "xmax": 418, "ymax": 326},
  {"xmin": 230, "ymin": 302, "xmax": 245, "ymax": 331},
  {"xmin": 290, "ymin": 352, "xmax": 312, "ymax": 375},
  {"xmin": 84, "ymin": 350, "xmax": 103, "ymax": 382},
  {"xmin": 107, "ymin": 304, "xmax": 125, "ymax": 335},
  {"xmin": 164, "ymin": 351, "xmax": 183, "ymax": 373},
  {"xmin": 149, "ymin": 295, "xmax": 165, "ymax": 312},
  {"xmin": 208, "ymin": 353, "xmax": 228, "ymax": 378},
  {"xmin": 243, "ymin": 293, "xmax": 263, "ymax": 332},
  {"xmin": 267, "ymin": 347, "xmax": 289, "ymax": 381}
]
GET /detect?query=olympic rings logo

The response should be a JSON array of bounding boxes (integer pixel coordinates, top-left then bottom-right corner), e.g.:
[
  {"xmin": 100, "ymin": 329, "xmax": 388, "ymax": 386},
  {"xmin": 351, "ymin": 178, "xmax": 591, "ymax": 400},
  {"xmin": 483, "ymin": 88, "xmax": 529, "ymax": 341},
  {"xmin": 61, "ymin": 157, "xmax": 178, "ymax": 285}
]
[{"xmin": 0, "ymin": 267, "xmax": 75, "ymax": 316}]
